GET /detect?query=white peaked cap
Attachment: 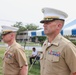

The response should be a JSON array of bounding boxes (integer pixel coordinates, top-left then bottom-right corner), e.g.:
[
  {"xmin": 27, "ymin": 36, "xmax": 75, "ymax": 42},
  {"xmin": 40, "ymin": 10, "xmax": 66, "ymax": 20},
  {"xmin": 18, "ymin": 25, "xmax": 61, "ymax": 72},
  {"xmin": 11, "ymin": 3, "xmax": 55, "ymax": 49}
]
[
  {"xmin": 1, "ymin": 25, "xmax": 19, "ymax": 32},
  {"xmin": 1, "ymin": 25, "xmax": 19, "ymax": 35},
  {"xmin": 40, "ymin": 7, "xmax": 68, "ymax": 23}
]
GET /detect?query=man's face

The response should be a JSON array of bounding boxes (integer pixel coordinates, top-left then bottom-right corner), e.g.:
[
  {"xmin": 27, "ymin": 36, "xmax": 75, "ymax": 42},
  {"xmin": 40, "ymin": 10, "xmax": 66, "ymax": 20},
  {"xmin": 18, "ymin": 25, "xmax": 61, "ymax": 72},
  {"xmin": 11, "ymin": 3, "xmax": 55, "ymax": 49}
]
[
  {"xmin": 2, "ymin": 33, "xmax": 12, "ymax": 43},
  {"xmin": 43, "ymin": 20, "xmax": 58, "ymax": 36}
]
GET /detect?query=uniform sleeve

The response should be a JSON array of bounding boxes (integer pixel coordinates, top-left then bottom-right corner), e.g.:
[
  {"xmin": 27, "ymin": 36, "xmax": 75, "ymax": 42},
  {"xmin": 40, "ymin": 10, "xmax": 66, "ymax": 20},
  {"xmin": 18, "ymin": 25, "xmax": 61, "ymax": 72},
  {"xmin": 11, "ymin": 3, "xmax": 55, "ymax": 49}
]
[
  {"xmin": 14, "ymin": 47, "xmax": 28, "ymax": 68},
  {"xmin": 63, "ymin": 43, "xmax": 76, "ymax": 73}
]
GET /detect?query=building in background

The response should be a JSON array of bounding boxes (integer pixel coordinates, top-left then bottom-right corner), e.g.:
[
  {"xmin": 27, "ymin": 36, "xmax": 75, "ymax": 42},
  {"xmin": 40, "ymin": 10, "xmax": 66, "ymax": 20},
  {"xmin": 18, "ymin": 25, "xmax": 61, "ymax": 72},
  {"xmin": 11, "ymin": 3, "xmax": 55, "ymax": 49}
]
[{"xmin": 17, "ymin": 31, "xmax": 31, "ymax": 42}]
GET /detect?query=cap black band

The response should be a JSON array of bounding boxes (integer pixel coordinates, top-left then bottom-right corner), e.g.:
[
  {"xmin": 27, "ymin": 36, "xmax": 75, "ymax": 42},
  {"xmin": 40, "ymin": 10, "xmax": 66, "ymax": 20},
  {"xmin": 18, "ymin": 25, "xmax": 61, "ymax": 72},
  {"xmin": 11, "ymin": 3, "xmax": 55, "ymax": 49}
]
[
  {"xmin": 40, "ymin": 18, "xmax": 64, "ymax": 23},
  {"xmin": 1, "ymin": 32, "xmax": 12, "ymax": 36}
]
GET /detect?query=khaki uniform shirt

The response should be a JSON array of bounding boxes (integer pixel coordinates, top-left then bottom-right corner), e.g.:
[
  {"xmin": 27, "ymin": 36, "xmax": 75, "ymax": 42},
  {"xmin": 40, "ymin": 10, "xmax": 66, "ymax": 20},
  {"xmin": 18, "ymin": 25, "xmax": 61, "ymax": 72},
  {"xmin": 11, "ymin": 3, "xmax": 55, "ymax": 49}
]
[
  {"xmin": 3, "ymin": 41, "xmax": 27, "ymax": 75},
  {"xmin": 40, "ymin": 34, "xmax": 76, "ymax": 75}
]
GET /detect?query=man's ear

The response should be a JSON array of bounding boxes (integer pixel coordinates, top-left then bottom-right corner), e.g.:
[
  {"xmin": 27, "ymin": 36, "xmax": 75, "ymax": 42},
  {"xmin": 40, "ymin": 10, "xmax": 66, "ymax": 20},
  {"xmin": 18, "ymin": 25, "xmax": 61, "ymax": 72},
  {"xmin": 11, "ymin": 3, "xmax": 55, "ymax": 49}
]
[
  {"xmin": 56, "ymin": 23, "xmax": 61, "ymax": 30},
  {"xmin": 56, "ymin": 20, "xmax": 64, "ymax": 29}
]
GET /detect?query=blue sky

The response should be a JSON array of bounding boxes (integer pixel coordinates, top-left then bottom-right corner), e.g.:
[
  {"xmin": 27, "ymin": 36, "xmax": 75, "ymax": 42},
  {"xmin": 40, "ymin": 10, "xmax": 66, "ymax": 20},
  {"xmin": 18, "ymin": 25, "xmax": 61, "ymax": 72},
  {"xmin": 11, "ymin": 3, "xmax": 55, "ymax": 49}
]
[{"xmin": 0, "ymin": 0, "xmax": 76, "ymax": 31}]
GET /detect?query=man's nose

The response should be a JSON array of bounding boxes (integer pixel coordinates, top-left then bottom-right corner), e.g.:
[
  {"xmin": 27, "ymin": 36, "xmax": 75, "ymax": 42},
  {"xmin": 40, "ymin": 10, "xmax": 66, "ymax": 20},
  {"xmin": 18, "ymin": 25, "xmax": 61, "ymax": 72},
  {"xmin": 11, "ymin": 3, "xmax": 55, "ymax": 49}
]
[{"xmin": 43, "ymin": 24, "xmax": 47, "ymax": 27}]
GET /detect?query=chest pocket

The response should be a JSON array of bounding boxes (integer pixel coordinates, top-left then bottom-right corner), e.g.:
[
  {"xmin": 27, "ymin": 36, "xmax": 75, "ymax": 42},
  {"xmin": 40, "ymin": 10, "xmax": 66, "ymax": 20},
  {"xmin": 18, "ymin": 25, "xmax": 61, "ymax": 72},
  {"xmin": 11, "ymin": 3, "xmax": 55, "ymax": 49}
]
[
  {"xmin": 46, "ymin": 54, "xmax": 60, "ymax": 63},
  {"xmin": 52, "ymin": 55, "xmax": 59, "ymax": 62},
  {"xmin": 4, "ymin": 52, "xmax": 14, "ymax": 64}
]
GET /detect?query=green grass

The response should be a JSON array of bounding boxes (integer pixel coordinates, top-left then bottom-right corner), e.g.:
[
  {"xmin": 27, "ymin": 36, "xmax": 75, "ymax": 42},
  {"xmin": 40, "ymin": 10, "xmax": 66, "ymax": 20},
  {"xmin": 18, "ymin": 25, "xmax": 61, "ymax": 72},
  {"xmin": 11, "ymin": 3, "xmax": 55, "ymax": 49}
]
[
  {"xmin": 0, "ymin": 47, "xmax": 40, "ymax": 75},
  {"xmin": 0, "ymin": 47, "xmax": 5, "ymax": 75},
  {"xmin": 28, "ymin": 64, "xmax": 40, "ymax": 75},
  {"xmin": 0, "ymin": 42, "xmax": 41, "ymax": 47}
]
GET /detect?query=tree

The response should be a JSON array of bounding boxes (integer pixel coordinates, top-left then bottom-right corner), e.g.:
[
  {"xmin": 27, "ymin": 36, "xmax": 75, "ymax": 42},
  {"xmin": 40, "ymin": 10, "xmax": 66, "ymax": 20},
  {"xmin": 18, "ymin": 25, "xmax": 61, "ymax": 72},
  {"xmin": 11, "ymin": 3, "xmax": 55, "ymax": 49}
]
[
  {"xmin": 13, "ymin": 22, "xmax": 27, "ymax": 32},
  {"xmin": 25, "ymin": 23, "xmax": 39, "ymax": 30},
  {"xmin": 13, "ymin": 22, "xmax": 39, "ymax": 31}
]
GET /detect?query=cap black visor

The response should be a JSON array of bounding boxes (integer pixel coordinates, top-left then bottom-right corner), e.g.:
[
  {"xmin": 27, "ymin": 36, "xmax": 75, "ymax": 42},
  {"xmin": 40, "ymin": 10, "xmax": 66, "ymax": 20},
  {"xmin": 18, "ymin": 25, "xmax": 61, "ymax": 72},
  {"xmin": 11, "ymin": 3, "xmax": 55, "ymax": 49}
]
[{"xmin": 40, "ymin": 19, "xmax": 64, "ymax": 23}]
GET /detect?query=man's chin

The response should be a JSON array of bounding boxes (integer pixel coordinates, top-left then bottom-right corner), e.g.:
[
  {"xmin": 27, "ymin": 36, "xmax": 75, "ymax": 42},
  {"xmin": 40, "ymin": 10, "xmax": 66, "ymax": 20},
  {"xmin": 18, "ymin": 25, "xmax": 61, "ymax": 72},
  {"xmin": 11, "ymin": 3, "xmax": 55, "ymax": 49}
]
[
  {"xmin": 44, "ymin": 32, "xmax": 48, "ymax": 35},
  {"xmin": 3, "ymin": 41, "xmax": 7, "ymax": 43}
]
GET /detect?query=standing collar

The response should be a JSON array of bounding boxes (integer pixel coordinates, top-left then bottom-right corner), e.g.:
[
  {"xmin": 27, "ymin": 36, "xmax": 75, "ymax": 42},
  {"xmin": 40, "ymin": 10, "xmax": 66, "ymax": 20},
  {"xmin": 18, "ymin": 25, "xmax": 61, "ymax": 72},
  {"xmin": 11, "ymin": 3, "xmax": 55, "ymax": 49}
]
[
  {"xmin": 9, "ymin": 41, "xmax": 17, "ymax": 48},
  {"xmin": 44, "ymin": 34, "xmax": 62, "ymax": 46},
  {"xmin": 43, "ymin": 34, "xmax": 63, "ymax": 47},
  {"xmin": 50, "ymin": 34, "xmax": 62, "ymax": 46}
]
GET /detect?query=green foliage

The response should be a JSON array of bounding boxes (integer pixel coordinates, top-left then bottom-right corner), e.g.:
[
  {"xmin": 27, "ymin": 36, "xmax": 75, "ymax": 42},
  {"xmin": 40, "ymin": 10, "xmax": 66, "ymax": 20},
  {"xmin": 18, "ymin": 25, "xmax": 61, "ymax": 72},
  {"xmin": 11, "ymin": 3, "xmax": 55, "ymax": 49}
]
[
  {"xmin": 38, "ymin": 36, "xmax": 46, "ymax": 42},
  {"xmin": 38, "ymin": 36, "xmax": 46, "ymax": 46},
  {"xmin": 13, "ymin": 22, "xmax": 27, "ymax": 32},
  {"xmin": 31, "ymin": 36, "xmax": 46, "ymax": 46},
  {"xmin": 71, "ymin": 40, "xmax": 76, "ymax": 45},
  {"xmin": 13, "ymin": 22, "xmax": 39, "ymax": 31},
  {"xmin": 25, "ymin": 23, "xmax": 39, "ymax": 30}
]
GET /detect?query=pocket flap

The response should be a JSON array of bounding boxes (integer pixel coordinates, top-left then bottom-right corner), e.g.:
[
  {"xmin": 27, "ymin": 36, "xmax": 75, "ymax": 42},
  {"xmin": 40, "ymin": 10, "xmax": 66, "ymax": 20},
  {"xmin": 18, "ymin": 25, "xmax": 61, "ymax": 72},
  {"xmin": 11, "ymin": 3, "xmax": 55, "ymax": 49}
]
[{"xmin": 52, "ymin": 56, "xmax": 59, "ymax": 62}]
